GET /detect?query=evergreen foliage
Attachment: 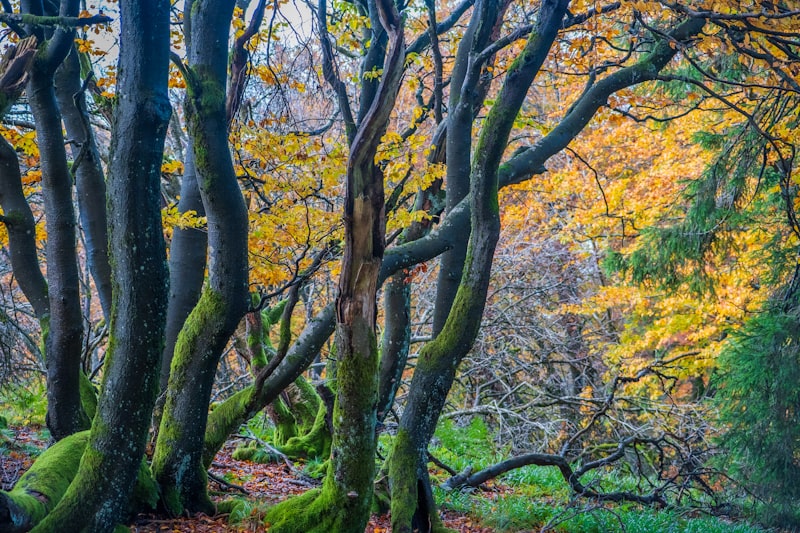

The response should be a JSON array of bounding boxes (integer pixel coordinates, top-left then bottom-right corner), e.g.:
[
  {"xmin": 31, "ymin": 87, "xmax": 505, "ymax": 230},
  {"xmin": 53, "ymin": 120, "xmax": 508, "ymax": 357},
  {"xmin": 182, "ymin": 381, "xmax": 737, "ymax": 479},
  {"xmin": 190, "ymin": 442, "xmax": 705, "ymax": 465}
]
[
  {"xmin": 715, "ymin": 280, "xmax": 800, "ymax": 528},
  {"xmin": 606, "ymin": 124, "xmax": 774, "ymax": 294}
]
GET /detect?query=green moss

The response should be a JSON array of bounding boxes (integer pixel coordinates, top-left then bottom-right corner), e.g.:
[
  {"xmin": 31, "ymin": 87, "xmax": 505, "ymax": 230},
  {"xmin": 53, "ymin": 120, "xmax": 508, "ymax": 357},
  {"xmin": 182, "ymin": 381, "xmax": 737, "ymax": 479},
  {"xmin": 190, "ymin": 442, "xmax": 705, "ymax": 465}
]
[
  {"xmin": 265, "ymin": 299, "xmax": 288, "ymax": 326},
  {"xmin": 271, "ymin": 399, "xmax": 298, "ymax": 446},
  {"xmin": 287, "ymin": 377, "xmax": 321, "ymax": 432},
  {"xmin": 279, "ymin": 403, "xmax": 330, "ymax": 460},
  {"xmin": 79, "ymin": 371, "xmax": 98, "ymax": 421},
  {"xmin": 203, "ymin": 386, "xmax": 254, "ymax": 468},
  {"xmin": 153, "ymin": 287, "xmax": 226, "ymax": 515},
  {"xmin": 131, "ymin": 461, "xmax": 159, "ymax": 512},
  {"xmin": 388, "ymin": 430, "xmax": 418, "ymax": 530},
  {"xmin": 185, "ymin": 66, "xmax": 226, "ymax": 187},
  {"xmin": 263, "ymin": 481, "xmax": 361, "ymax": 533},
  {"xmin": 38, "ymin": 314, "xmax": 50, "ymax": 360},
  {"xmin": 0, "ymin": 431, "xmax": 88, "ymax": 532}
]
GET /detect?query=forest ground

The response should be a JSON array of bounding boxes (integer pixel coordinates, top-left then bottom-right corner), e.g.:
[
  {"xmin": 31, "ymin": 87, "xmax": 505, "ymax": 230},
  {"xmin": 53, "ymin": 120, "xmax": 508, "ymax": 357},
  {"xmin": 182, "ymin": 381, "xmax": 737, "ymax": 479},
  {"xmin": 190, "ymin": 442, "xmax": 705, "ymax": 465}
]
[
  {"xmin": 1, "ymin": 422, "xmax": 771, "ymax": 533},
  {"xmin": 1, "ymin": 424, "xmax": 491, "ymax": 533}
]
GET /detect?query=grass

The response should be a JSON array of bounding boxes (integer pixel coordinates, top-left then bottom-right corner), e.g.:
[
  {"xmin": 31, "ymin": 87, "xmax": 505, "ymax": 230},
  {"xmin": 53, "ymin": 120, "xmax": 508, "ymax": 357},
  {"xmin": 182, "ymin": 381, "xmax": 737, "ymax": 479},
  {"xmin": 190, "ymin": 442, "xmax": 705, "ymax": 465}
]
[{"xmin": 429, "ymin": 418, "xmax": 769, "ymax": 533}]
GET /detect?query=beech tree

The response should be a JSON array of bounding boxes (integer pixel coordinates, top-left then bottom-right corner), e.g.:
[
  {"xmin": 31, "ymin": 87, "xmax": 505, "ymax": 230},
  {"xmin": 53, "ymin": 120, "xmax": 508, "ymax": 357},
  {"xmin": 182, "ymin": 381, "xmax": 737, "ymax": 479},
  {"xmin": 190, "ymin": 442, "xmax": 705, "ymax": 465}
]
[{"xmin": 0, "ymin": 0, "xmax": 799, "ymax": 532}]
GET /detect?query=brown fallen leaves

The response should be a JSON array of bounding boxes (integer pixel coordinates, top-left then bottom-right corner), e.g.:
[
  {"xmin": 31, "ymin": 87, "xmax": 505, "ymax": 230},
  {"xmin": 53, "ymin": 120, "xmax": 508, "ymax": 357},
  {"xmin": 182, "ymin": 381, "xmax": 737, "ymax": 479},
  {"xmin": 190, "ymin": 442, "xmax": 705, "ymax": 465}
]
[{"xmin": 3, "ymin": 429, "xmax": 492, "ymax": 532}]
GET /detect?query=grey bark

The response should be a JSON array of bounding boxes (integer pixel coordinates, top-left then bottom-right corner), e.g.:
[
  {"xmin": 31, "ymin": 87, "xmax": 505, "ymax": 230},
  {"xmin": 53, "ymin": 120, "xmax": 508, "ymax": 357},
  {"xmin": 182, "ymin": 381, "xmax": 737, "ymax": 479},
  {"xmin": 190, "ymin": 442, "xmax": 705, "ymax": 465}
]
[
  {"xmin": 30, "ymin": 0, "xmax": 173, "ymax": 530},
  {"xmin": 54, "ymin": 46, "xmax": 112, "ymax": 321},
  {"xmin": 152, "ymin": 0, "xmax": 249, "ymax": 514},
  {"xmin": 389, "ymin": 1, "xmax": 570, "ymax": 530},
  {"xmin": 159, "ymin": 148, "xmax": 207, "ymax": 392},
  {"xmin": 24, "ymin": 0, "xmax": 89, "ymax": 440}
]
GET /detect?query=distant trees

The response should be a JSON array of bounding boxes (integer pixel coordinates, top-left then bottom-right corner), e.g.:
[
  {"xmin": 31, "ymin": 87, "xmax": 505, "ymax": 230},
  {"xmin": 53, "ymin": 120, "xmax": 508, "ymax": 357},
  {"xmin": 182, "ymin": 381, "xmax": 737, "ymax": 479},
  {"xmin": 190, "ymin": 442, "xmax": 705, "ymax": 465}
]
[{"xmin": 0, "ymin": 0, "xmax": 798, "ymax": 531}]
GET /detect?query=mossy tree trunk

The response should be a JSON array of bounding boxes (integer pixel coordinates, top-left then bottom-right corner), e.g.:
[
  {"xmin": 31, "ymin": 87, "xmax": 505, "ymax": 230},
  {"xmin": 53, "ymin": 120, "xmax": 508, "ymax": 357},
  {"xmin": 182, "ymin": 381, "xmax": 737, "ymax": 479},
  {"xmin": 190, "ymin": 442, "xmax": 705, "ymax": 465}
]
[
  {"xmin": 387, "ymin": 7, "xmax": 710, "ymax": 532},
  {"xmin": 27, "ymin": 1, "xmax": 173, "ymax": 530},
  {"xmin": 263, "ymin": 0, "xmax": 404, "ymax": 530},
  {"xmin": 159, "ymin": 0, "xmax": 261, "ymax": 404},
  {"xmin": 388, "ymin": 1, "xmax": 570, "ymax": 531},
  {"xmin": 24, "ymin": 0, "xmax": 90, "ymax": 440},
  {"xmin": 152, "ymin": 0, "xmax": 249, "ymax": 515},
  {"xmin": 202, "ymin": 304, "xmax": 335, "ymax": 467},
  {"xmin": 0, "ymin": 432, "xmax": 159, "ymax": 533}
]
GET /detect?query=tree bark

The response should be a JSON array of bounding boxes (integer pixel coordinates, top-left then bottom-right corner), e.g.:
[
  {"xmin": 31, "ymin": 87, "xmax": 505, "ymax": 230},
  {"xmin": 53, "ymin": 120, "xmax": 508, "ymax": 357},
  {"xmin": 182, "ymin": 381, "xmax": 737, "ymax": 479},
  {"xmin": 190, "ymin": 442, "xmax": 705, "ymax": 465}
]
[
  {"xmin": 388, "ymin": 1, "xmax": 569, "ymax": 530},
  {"xmin": 152, "ymin": 0, "xmax": 249, "ymax": 515},
  {"xmin": 24, "ymin": 0, "xmax": 89, "ymax": 440},
  {"xmin": 0, "ymin": 37, "xmax": 46, "ymax": 322},
  {"xmin": 431, "ymin": 0, "xmax": 503, "ymax": 335},
  {"xmin": 29, "ymin": 0, "xmax": 172, "ymax": 530},
  {"xmin": 54, "ymin": 46, "xmax": 112, "ymax": 321},
  {"xmin": 202, "ymin": 304, "xmax": 335, "ymax": 467},
  {"xmin": 377, "ymin": 272, "xmax": 411, "ymax": 421},
  {"xmin": 0, "ymin": 136, "xmax": 48, "ymax": 321},
  {"xmin": 263, "ymin": 0, "xmax": 404, "ymax": 530},
  {"xmin": 0, "ymin": 432, "xmax": 158, "ymax": 533},
  {"xmin": 158, "ymin": 148, "xmax": 207, "ymax": 393}
]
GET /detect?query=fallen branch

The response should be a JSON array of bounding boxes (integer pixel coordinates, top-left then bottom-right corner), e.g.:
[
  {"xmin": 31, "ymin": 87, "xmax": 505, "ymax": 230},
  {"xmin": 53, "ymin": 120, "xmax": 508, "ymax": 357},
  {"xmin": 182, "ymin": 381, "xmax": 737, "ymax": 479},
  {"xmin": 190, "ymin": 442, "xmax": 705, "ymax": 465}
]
[
  {"xmin": 441, "ymin": 436, "xmax": 671, "ymax": 506},
  {"xmin": 207, "ymin": 471, "xmax": 249, "ymax": 495}
]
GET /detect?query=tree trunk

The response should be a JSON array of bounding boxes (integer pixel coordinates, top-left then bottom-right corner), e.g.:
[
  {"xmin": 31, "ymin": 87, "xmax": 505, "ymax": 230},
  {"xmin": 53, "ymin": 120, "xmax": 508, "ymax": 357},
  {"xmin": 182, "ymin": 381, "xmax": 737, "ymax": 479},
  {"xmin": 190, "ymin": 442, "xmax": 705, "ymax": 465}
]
[
  {"xmin": 159, "ymin": 148, "xmax": 207, "ymax": 394},
  {"xmin": 388, "ymin": 2, "xmax": 569, "ymax": 530},
  {"xmin": 54, "ymin": 46, "xmax": 112, "ymax": 321},
  {"xmin": 0, "ymin": 136, "xmax": 48, "ymax": 321},
  {"xmin": 0, "ymin": 432, "xmax": 158, "ymax": 533},
  {"xmin": 0, "ymin": 37, "xmax": 47, "ymax": 323},
  {"xmin": 202, "ymin": 304, "xmax": 335, "ymax": 467},
  {"xmin": 263, "ymin": 0, "xmax": 404, "ymax": 530},
  {"xmin": 377, "ymin": 272, "xmax": 411, "ymax": 422},
  {"xmin": 27, "ymin": 28, "xmax": 89, "ymax": 440},
  {"xmin": 152, "ymin": 0, "xmax": 249, "ymax": 515},
  {"xmin": 29, "ymin": 0, "xmax": 173, "ymax": 530}
]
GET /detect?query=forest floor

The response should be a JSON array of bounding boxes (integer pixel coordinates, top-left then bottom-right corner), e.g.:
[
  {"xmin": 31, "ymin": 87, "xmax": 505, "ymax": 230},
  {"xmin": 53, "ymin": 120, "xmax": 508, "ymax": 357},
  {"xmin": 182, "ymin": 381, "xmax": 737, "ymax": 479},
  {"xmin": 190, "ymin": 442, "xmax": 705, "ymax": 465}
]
[
  {"xmin": 1, "ymin": 423, "xmax": 774, "ymax": 533},
  {"xmin": 1, "ymin": 425, "xmax": 493, "ymax": 533}
]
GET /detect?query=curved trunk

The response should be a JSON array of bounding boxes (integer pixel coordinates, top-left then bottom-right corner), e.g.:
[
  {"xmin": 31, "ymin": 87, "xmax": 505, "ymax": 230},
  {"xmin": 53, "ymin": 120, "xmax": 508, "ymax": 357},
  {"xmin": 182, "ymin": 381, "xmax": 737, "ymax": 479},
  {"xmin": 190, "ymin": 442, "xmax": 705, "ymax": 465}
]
[
  {"xmin": 377, "ymin": 272, "xmax": 411, "ymax": 421},
  {"xmin": 264, "ymin": 0, "xmax": 404, "ymax": 530},
  {"xmin": 54, "ymin": 46, "xmax": 112, "ymax": 321},
  {"xmin": 159, "ymin": 148, "xmax": 207, "ymax": 393},
  {"xmin": 388, "ymin": 1, "xmax": 569, "ymax": 530},
  {"xmin": 27, "ymin": 34, "xmax": 89, "ymax": 441},
  {"xmin": 0, "ymin": 432, "xmax": 158, "ymax": 533},
  {"xmin": 0, "ymin": 38, "xmax": 47, "ymax": 322},
  {"xmin": 202, "ymin": 304, "xmax": 335, "ymax": 466},
  {"xmin": 0, "ymin": 136, "xmax": 48, "ymax": 321},
  {"xmin": 29, "ymin": 0, "xmax": 173, "ymax": 530},
  {"xmin": 431, "ymin": 0, "xmax": 500, "ymax": 335},
  {"xmin": 152, "ymin": 0, "xmax": 249, "ymax": 515}
]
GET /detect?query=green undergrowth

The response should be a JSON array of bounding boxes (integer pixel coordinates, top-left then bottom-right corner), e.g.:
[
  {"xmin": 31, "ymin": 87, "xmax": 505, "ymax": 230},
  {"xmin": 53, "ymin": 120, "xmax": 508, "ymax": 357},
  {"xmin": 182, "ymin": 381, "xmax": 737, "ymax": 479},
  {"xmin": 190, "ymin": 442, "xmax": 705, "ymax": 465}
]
[
  {"xmin": 217, "ymin": 414, "xmax": 770, "ymax": 532},
  {"xmin": 428, "ymin": 418, "xmax": 768, "ymax": 533},
  {"xmin": 0, "ymin": 379, "xmax": 48, "ymax": 426}
]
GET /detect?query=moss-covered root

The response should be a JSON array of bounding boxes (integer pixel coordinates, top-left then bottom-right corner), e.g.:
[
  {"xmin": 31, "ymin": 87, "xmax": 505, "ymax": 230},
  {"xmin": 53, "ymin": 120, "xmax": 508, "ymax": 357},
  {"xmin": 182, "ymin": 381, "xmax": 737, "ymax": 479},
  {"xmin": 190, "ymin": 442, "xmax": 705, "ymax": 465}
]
[
  {"xmin": 267, "ymin": 398, "xmax": 298, "ymax": 447},
  {"xmin": 0, "ymin": 432, "xmax": 88, "ymax": 533},
  {"xmin": 263, "ymin": 475, "xmax": 369, "ymax": 533},
  {"xmin": 279, "ymin": 402, "xmax": 331, "ymax": 460},
  {"xmin": 203, "ymin": 386, "xmax": 254, "ymax": 469},
  {"xmin": 79, "ymin": 370, "xmax": 98, "ymax": 420},
  {"xmin": 0, "ymin": 431, "xmax": 158, "ymax": 533}
]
